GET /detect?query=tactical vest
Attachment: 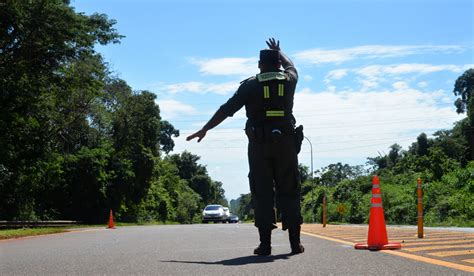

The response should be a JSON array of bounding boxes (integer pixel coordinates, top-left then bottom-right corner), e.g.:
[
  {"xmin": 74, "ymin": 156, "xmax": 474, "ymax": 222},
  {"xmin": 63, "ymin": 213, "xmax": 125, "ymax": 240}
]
[{"xmin": 256, "ymin": 71, "xmax": 294, "ymax": 125}]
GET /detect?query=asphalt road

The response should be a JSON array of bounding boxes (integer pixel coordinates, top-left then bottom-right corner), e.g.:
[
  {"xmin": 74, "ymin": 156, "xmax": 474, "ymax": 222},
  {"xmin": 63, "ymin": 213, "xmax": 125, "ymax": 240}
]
[{"xmin": 0, "ymin": 224, "xmax": 470, "ymax": 275}]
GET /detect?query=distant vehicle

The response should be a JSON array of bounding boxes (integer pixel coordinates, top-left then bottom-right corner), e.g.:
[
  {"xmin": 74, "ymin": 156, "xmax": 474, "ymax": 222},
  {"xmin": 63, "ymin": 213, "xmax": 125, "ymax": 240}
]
[
  {"xmin": 223, "ymin": 207, "xmax": 230, "ymax": 218},
  {"xmin": 228, "ymin": 214, "xmax": 239, "ymax": 223},
  {"xmin": 202, "ymin": 204, "xmax": 228, "ymax": 223}
]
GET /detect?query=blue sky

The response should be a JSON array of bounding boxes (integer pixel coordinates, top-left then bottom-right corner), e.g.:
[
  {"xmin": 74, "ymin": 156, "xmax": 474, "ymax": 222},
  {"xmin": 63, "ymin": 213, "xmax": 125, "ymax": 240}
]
[{"xmin": 73, "ymin": 0, "xmax": 473, "ymax": 201}]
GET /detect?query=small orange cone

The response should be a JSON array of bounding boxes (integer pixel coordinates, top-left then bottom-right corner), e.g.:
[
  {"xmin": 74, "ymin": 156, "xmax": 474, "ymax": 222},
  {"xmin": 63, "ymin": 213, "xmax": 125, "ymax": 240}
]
[
  {"xmin": 107, "ymin": 209, "xmax": 116, "ymax": 229},
  {"xmin": 354, "ymin": 176, "xmax": 401, "ymax": 250}
]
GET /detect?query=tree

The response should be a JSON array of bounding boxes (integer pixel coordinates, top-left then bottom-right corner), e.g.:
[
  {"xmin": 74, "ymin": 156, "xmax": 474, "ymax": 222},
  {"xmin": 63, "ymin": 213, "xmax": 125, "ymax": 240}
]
[
  {"xmin": 317, "ymin": 162, "xmax": 364, "ymax": 187},
  {"xmin": 0, "ymin": 1, "xmax": 228, "ymax": 223},
  {"xmin": 298, "ymin": 164, "xmax": 310, "ymax": 184},
  {"xmin": 63, "ymin": 146, "xmax": 112, "ymax": 223},
  {"xmin": 0, "ymin": 0, "xmax": 122, "ymax": 220},
  {"xmin": 212, "ymin": 181, "xmax": 228, "ymax": 206},
  {"xmin": 110, "ymin": 91, "xmax": 161, "ymax": 217},
  {"xmin": 366, "ymin": 155, "xmax": 388, "ymax": 171},
  {"xmin": 416, "ymin": 133, "xmax": 430, "ymax": 156},
  {"xmin": 236, "ymin": 193, "xmax": 254, "ymax": 221},
  {"xmin": 453, "ymin": 68, "xmax": 474, "ymax": 160},
  {"xmin": 167, "ymin": 151, "xmax": 207, "ymax": 180},
  {"xmin": 159, "ymin": 120, "xmax": 179, "ymax": 154},
  {"xmin": 388, "ymin": 143, "xmax": 402, "ymax": 167}
]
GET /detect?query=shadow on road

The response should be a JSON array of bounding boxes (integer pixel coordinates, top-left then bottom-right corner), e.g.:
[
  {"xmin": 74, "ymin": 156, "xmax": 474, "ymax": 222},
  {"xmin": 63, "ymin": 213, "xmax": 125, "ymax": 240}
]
[{"xmin": 162, "ymin": 253, "xmax": 292, "ymax": 266}]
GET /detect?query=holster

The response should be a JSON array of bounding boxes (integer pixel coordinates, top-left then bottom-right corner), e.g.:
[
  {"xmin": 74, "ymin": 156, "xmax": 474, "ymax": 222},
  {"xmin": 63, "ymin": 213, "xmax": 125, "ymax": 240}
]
[
  {"xmin": 294, "ymin": 125, "xmax": 304, "ymax": 154},
  {"xmin": 245, "ymin": 126, "xmax": 264, "ymax": 143}
]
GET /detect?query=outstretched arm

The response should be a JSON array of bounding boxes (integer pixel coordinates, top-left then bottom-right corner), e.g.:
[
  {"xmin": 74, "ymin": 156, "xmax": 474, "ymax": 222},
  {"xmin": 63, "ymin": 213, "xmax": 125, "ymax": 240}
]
[
  {"xmin": 266, "ymin": 37, "xmax": 295, "ymax": 70},
  {"xmin": 186, "ymin": 110, "xmax": 228, "ymax": 142}
]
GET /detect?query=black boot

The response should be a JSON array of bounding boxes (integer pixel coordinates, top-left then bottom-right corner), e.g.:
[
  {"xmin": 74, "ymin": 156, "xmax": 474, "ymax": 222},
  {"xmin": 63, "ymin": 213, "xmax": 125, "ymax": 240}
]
[
  {"xmin": 254, "ymin": 228, "xmax": 271, "ymax": 256},
  {"xmin": 289, "ymin": 225, "xmax": 305, "ymax": 254}
]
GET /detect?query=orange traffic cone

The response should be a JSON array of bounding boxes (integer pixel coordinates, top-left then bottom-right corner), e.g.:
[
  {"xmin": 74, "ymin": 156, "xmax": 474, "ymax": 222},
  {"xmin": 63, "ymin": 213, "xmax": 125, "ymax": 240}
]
[
  {"xmin": 354, "ymin": 176, "xmax": 401, "ymax": 250},
  {"xmin": 107, "ymin": 209, "xmax": 116, "ymax": 229}
]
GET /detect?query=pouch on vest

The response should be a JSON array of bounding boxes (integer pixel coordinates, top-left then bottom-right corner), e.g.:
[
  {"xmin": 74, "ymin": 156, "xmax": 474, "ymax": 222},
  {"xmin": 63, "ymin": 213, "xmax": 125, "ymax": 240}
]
[
  {"xmin": 294, "ymin": 125, "xmax": 304, "ymax": 154},
  {"xmin": 245, "ymin": 126, "xmax": 265, "ymax": 143}
]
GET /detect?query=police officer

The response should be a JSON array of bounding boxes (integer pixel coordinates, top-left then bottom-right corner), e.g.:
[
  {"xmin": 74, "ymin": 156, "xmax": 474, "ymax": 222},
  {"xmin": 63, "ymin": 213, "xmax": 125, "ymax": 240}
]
[{"xmin": 187, "ymin": 38, "xmax": 304, "ymax": 255}]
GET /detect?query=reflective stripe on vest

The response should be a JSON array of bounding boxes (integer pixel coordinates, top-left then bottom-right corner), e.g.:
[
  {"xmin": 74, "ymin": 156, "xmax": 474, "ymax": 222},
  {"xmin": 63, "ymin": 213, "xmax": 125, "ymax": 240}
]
[
  {"xmin": 266, "ymin": 110, "xmax": 285, "ymax": 117},
  {"xmin": 278, "ymin": 84, "xmax": 284, "ymax": 96},
  {"xmin": 263, "ymin": 86, "xmax": 270, "ymax": 98}
]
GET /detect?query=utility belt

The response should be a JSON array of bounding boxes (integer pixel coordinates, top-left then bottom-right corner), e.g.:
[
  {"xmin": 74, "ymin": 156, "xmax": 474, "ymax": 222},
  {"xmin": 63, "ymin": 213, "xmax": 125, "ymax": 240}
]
[{"xmin": 245, "ymin": 123, "xmax": 304, "ymax": 154}]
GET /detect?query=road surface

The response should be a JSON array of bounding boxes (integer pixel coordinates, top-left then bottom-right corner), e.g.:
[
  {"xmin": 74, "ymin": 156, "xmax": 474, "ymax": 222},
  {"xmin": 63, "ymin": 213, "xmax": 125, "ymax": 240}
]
[{"xmin": 0, "ymin": 224, "xmax": 471, "ymax": 275}]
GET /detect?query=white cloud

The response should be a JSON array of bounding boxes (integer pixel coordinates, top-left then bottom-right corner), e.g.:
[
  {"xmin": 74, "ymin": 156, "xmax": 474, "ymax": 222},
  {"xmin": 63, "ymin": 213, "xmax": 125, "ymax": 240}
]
[
  {"xmin": 156, "ymin": 99, "xmax": 198, "ymax": 120},
  {"xmin": 327, "ymin": 63, "xmax": 471, "ymax": 91},
  {"xmin": 392, "ymin": 81, "xmax": 409, "ymax": 90},
  {"xmin": 303, "ymin": 75, "xmax": 313, "ymax": 81},
  {"xmin": 359, "ymin": 79, "xmax": 379, "ymax": 91},
  {"xmin": 356, "ymin": 64, "xmax": 466, "ymax": 77},
  {"xmin": 355, "ymin": 63, "xmax": 470, "ymax": 90},
  {"xmin": 417, "ymin": 81, "xmax": 428, "ymax": 88},
  {"xmin": 156, "ymin": 81, "xmax": 239, "ymax": 95},
  {"xmin": 190, "ymin": 57, "xmax": 258, "ymax": 76},
  {"xmin": 294, "ymin": 45, "xmax": 465, "ymax": 65},
  {"xmin": 325, "ymin": 69, "xmax": 348, "ymax": 82}
]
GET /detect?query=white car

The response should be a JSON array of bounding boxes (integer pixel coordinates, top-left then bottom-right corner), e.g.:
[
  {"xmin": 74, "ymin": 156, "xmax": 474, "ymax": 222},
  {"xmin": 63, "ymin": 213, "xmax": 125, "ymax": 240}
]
[
  {"xmin": 202, "ymin": 204, "xmax": 229, "ymax": 223},
  {"xmin": 223, "ymin": 207, "xmax": 230, "ymax": 218}
]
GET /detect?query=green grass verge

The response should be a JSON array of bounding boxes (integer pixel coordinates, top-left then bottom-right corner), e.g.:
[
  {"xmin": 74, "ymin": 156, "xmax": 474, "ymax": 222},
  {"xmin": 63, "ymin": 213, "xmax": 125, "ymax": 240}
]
[
  {"xmin": 0, "ymin": 220, "xmax": 246, "ymax": 240},
  {"xmin": 67, "ymin": 220, "xmax": 180, "ymax": 229},
  {"xmin": 0, "ymin": 228, "xmax": 69, "ymax": 240},
  {"xmin": 115, "ymin": 221, "xmax": 179, "ymax": 226}
]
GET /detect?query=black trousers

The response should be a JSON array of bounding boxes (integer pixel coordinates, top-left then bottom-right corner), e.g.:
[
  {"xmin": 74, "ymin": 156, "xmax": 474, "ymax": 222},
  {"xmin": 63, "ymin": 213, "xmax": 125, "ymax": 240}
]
[{"xmin": 247, "ymin": 133, "xmax": 302, "ymax": 230}]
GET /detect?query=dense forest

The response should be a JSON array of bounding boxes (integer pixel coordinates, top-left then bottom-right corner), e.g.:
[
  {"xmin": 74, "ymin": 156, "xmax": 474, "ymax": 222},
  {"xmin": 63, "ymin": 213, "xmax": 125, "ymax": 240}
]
[
  {"xmin": 1, "ymin": 1, "xmax": 472, "ymax": 227},
  {"xmin": 0, "ymin": 1, "xmax": 227, "ymax": 223}
]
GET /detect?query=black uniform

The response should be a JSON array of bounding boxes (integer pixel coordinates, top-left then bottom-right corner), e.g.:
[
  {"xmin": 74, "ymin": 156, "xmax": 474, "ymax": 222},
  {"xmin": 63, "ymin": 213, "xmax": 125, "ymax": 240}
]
[{"xmin": 218, "ymin": 65, "xmax": 302, "ymax": 231}]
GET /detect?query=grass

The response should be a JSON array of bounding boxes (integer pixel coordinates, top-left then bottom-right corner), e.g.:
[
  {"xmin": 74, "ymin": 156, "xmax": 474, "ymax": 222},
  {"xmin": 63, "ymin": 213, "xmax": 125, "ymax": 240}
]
[
  {"xmin": 115, "ymin": 220, "xmax": 179, "ymax": 226},
  {"xmin": 0, "ymin": 227, "xmax": 69, "ymax": 240},
  {"xmin": 0, "ymin": 221, "xmax": 182, "ymax": 240}
]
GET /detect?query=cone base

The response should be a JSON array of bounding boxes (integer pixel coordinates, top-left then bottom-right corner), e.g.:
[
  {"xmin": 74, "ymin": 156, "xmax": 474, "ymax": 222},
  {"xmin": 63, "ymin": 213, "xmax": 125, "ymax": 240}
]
[{"xmin": 354, "ymin": 242, "xmax": 401, "ymax": 250}]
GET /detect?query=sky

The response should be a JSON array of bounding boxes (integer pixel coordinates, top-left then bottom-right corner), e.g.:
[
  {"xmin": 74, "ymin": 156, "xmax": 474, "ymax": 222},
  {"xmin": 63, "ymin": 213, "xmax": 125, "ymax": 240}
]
[{"xmin": 73, "ymin": 0, "xmax": 473, "ymax": 201}]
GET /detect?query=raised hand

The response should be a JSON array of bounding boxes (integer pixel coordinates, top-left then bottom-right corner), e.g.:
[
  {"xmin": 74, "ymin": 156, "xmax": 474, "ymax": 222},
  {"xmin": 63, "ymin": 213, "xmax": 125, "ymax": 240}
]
[
  {"xmin": 266, "ymin": 38, "xmax": 280, "ymax": 51},
  {"xmin": 186, "ymin": 129, "xmax": 207, "ymax": 143}
]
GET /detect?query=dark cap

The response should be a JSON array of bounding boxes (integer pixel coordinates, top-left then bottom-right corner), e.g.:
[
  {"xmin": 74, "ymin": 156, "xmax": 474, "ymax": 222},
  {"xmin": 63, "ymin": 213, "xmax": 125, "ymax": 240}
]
[{"xmin": 259, "ymin": 49, "xmax": 280, "ymax": 64}]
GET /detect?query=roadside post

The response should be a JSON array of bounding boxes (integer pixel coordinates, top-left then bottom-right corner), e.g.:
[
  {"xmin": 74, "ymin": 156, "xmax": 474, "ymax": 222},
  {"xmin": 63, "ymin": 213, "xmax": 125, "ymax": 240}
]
[
  {"xmin": 322, "ymin": 194, "xmax": 327, "ymax": 227},
  {"xmin": 417, "ymin": 178, "xmax": 423, "ymax": 238},
  {"xmin": 303, "ymin": 136, "xmax": 314, "ymax": 223}
]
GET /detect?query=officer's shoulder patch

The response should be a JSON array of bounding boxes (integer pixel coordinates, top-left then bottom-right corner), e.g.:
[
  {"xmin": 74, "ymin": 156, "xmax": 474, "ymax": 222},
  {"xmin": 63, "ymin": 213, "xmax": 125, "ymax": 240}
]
[
  {"xmin": 256, "ymin": 72, "xmax": 287, "ymax": 82},
  {"xmin": 240, "ymin": 76, "xmax": 256, "ymax": 84}
]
